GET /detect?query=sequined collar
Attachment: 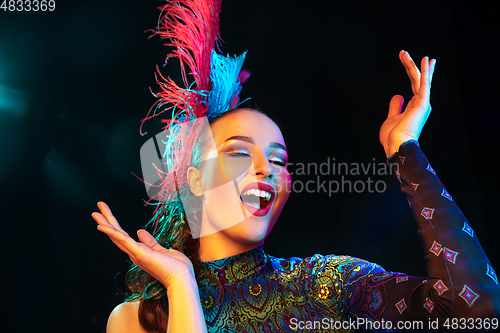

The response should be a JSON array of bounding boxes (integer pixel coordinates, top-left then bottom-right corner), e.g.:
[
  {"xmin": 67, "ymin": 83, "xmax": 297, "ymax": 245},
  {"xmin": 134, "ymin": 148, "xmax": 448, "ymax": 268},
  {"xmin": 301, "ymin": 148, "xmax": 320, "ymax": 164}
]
[{"xmin": 199, "ymin": 245, "xmax": 267, "ymax": 284}]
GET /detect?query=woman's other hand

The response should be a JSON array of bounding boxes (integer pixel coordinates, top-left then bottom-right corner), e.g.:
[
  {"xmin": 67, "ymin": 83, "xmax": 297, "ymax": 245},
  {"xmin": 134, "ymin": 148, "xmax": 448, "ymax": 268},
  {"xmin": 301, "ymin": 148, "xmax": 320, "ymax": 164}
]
[
  {"xmin": 379, "ymin": 50, "xmax": 436, "ymax": 157},
  {"xmin": 92, "ymin": 201, "xmax": 194, "ymax": 288}
]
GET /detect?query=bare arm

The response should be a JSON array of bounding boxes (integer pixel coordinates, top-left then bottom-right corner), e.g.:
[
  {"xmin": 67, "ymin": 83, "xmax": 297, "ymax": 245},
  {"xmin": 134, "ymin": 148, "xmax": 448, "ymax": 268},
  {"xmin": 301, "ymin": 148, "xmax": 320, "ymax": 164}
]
[
  {"xmin": 93, "ymin": 202, "xmax": 208, "ymax": 333},
  {"xmin": 165, "ymin": 273, "xmax": 207, "ymax": 333}
]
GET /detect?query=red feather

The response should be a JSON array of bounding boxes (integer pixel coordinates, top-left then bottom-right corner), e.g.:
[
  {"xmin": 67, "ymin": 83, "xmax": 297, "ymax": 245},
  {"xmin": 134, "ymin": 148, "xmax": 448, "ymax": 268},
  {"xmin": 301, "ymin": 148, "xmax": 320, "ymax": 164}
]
[{"xmin": 141, "ymin": 0, "xmax": 223, "ymax": 136}]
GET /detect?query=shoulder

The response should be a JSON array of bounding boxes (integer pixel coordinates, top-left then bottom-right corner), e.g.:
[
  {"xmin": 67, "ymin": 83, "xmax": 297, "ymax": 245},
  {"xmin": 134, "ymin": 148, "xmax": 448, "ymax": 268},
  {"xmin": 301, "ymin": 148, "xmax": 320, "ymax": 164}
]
[
  {"xmin": 279, "ymin": 253, "xmax": 385, "ymax": 276},
  {"xmin": 268, "ymin": 252, "xmax": 387, "ymax": 284},
  {"xmin": 107, "ymin": 300, "xmax": 148, "ymax": 333}
]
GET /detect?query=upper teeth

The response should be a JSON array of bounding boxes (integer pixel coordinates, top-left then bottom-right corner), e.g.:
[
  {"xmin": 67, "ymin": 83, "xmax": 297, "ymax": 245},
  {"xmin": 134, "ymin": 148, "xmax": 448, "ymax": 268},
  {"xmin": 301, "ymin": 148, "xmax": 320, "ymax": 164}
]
[{"xmin": 243, "ymin": 189, "xmax": 272, "ymax": 201}]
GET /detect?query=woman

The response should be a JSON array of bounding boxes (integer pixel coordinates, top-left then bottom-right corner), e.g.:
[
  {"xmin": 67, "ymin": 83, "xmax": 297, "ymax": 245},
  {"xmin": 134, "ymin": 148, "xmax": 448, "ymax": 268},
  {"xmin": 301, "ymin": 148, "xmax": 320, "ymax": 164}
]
[{"xmin": 92, "ymin": 1, "xmax": 500, "ymax": 332}]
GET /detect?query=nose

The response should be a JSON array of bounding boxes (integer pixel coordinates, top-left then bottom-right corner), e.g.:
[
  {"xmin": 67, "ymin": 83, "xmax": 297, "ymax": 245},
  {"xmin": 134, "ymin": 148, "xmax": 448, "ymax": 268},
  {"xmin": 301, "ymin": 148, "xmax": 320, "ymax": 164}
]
[{"xmin": 251, "ymin": 149, "xmax": 273, "ymax": 180}]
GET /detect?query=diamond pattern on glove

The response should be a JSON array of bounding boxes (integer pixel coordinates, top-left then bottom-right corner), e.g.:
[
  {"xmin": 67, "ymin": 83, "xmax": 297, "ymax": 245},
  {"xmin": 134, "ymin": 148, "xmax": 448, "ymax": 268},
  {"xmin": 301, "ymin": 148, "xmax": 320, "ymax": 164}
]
[
  {"xmin": 421, "ymin": 207, "xmax": 435, "ymax": 220},
  {"xmin": 459, "ymin": 285, "xmax": 480, "ymax": 307},
  {"xmin": 396, "ymin": 275, "xmax": 409, "ymax": 283},
  {"xmin": 433, "ymin": 279, "xmax": 449, "ymax": 295},
  {"xmin": 429, "ymin": 241, "xmax": 443, "ymax": 256},
  {"xmin": 486, "ymin": 263, "xmax": 499, "ymax": 285},
  {"xmin": 443, "ymin": 247, "xmax": 459, "ymax": 264},
  {"xmin": 441, "ymin": 189, "xmax": 452, "ymax": 201},
  {"xmin": 395, "ymin": 298, "xmax": 407, "ymax": 314},
  {"xmin": 423, "ymin": 298, "xmax": 434, "ymax": 314},
  {"xmin": 426, "ymin": 163, "xmax": 436, "ymax": 175},
  {"xmin": 462, "ymin": 222, "xmax": 474, "ymax": 238}
]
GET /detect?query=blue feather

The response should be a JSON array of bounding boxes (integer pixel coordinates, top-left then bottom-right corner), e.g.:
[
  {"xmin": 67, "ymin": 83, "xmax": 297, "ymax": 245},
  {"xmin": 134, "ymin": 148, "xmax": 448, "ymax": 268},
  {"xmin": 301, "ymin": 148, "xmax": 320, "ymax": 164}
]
[{"xmin": 206, "ymin": 50, "xmax": 248, "ymax": 121}]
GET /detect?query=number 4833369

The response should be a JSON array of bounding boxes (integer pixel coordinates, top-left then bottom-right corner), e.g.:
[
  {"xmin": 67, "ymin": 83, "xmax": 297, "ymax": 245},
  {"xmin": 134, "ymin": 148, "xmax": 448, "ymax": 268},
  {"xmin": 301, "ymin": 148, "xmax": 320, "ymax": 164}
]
[{"xmin": 1, "ymin": 0, "xmax": 56, "ymax": 11}]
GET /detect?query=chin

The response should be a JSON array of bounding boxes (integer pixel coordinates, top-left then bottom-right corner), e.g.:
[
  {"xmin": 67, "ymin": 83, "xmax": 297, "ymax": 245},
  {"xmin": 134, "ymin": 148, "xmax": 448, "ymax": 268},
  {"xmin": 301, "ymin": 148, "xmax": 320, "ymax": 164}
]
[
  {"xmin": 202, "ymin": 191, "xmax": 286, "ymax": 244},
  {"xmin": 224, "ymin": 216, "xmax": 272, "ymax": 245}
]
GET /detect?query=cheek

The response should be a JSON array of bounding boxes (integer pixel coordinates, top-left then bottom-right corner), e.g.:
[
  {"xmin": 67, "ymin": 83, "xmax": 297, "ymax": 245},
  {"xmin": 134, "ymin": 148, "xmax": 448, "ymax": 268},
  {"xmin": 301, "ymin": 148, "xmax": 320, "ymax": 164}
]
[
  {"xmin": 274, "ymin": 167, "xmax": 292, "ymax": 202},
  {"xmin": 200, "ymin": 160, "xmax": 249, "ymax": 231},
  {"xmin": 220, "ymin": 155, "xmax": 253, "ymax": 182}
]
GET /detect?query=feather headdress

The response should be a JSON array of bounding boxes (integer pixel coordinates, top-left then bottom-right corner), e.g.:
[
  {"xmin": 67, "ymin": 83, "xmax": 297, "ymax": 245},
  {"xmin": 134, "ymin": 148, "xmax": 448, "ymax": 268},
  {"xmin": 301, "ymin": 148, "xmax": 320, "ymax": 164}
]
[{"xmin": 140, "ymin": 0, "xmax": 250, "ymax": 230}]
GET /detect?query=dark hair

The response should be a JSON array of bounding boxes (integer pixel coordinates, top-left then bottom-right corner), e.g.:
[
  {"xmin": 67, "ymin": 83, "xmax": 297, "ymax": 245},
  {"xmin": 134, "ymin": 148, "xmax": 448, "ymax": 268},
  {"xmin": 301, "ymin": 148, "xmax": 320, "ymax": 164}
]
[{"xmin": 124, "ymin": 108, "xmax": 269, "ymax": 332}]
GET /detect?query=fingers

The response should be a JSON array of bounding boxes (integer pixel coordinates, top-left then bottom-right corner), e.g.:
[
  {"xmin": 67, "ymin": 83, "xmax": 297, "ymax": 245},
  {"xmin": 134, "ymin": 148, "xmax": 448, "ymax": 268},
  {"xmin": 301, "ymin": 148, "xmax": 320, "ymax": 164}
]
[
  {"xmin": 96, "ymin": 201, "xmax": 127, "ymax": 234},
  {"xmin": 93, "ymin": 206, "xmax": 161, "ymax": 254},
  {"xmin": 419, "ymin": 57, "xmax": 437, "ymax": 99},
  {"xmin": 96, "ymin": 222, "xmax": 138, "ymax": 257},
  {"xmin": 419, "ymin": 56, "xmax": 430, "ymax": 97},
  {"xmin": 400, "ymin": 51, "xmax": 436, "ymax": 97},
  {"xmin": 388, "ymin": 95, "xmax": 404, "ymax": 118},
  {"xmin": 137, "ymin": 229, "xmax": 159, "ymax": 249},
  {"xmin": 92, "ymin": 211, "xmax": 112, "ymax": 229},
  {"xmin": 92, "ymin": 202, "xmax": 137, "ymax": 256},
  {"xmin": 430, "ymin": 58, "xmax": 436, "ymax": 84},
  {"xmin": 400, "ymin": 50, "xmax": 421, "ymax": 95}
]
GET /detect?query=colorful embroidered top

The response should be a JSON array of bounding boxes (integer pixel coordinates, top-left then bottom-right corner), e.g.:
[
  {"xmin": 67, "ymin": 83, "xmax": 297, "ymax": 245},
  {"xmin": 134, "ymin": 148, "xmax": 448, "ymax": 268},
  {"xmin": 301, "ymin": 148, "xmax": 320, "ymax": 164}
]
[{"xmin": 197, "ymin": 141, "xmax": 500, "ymax": 332}]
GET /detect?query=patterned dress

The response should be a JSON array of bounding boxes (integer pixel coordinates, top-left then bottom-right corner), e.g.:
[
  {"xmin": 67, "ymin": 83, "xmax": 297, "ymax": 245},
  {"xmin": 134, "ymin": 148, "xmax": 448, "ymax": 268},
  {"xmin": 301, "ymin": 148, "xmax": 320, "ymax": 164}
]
[{"xmin": 197, "ymin": 140, "xmax": 500, "ymax": 332}]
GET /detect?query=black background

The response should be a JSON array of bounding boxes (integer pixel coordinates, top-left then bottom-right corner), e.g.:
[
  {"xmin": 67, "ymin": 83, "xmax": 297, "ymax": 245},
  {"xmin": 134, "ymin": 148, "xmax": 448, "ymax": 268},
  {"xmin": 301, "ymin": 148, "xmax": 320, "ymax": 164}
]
[{"xmin": 1, "ymin": 0, "xmax": 499, "ymax": 332}]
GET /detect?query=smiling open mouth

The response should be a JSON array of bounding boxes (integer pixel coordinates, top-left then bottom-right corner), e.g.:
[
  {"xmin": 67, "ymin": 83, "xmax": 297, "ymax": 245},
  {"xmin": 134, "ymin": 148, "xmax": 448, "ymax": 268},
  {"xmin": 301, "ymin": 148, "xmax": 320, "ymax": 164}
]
[
  {"xmin": 240, "ymin": 189, "xmax": 272, "ymax": 209},
  {"xmin": 239, "ymin": 183, "xmax": 275, "ymax": 217}
]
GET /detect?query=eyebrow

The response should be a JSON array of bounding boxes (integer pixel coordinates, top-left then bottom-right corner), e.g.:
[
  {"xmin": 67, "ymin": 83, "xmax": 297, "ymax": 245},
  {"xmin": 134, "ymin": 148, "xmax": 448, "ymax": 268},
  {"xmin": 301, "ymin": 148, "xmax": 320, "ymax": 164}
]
[{"xmin": 224, "ymin": 135, "xmax": 288, "ymax": 153}]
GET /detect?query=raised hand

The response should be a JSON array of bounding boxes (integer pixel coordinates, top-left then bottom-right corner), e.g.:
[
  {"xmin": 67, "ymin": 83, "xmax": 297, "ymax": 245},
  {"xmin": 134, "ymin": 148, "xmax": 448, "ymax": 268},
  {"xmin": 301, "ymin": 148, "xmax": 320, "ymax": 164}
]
[
  {"xmin": 379, "ymin": 50, "xmax": 437, "ymax": 157},
  {"xmin": 92, "ymin": 201, "xmax": 194, "ymax": 288}
]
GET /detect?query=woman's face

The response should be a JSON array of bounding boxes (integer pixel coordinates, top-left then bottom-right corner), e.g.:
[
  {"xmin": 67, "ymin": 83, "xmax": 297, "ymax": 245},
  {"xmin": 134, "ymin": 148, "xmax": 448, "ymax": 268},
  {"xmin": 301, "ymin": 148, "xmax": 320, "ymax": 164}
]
[{"xmin": 195, "ymin": 109, "xmax": 291, "ymax": 245}]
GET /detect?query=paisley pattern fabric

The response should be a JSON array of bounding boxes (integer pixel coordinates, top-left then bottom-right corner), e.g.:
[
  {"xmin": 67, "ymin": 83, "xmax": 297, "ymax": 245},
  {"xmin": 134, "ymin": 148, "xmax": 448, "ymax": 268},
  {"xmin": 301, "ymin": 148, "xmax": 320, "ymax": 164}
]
[{"xmin": 198, "ymin": 141, "xmax": 500, "ymax": 332}]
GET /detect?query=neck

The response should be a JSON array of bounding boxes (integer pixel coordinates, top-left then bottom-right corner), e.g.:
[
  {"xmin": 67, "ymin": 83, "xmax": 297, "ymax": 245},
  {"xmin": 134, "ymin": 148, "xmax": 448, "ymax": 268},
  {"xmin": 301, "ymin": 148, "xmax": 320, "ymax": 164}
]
[
  {"xmin": 196, "ymin": 201, "xmax": 268, "ymax": 261},
  {"xmin": 198, "ymin": 233, "xmax": 263, "ymax": 261}
]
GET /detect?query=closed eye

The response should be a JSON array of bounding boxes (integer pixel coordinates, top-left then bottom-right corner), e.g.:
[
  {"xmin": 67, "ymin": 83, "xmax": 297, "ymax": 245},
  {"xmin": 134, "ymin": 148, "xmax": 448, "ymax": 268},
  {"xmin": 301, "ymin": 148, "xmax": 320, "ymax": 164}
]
[
  {"xmin": 226, "ymin": 150, "xmax": 286, "ymax": 166},
  {"xmin": 270, "ymin": 159, "xmax": 286, "ymax": 166},
  {"xmin": 226, "ymin": 150, "xmax": 251, "ymax": 157}
]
